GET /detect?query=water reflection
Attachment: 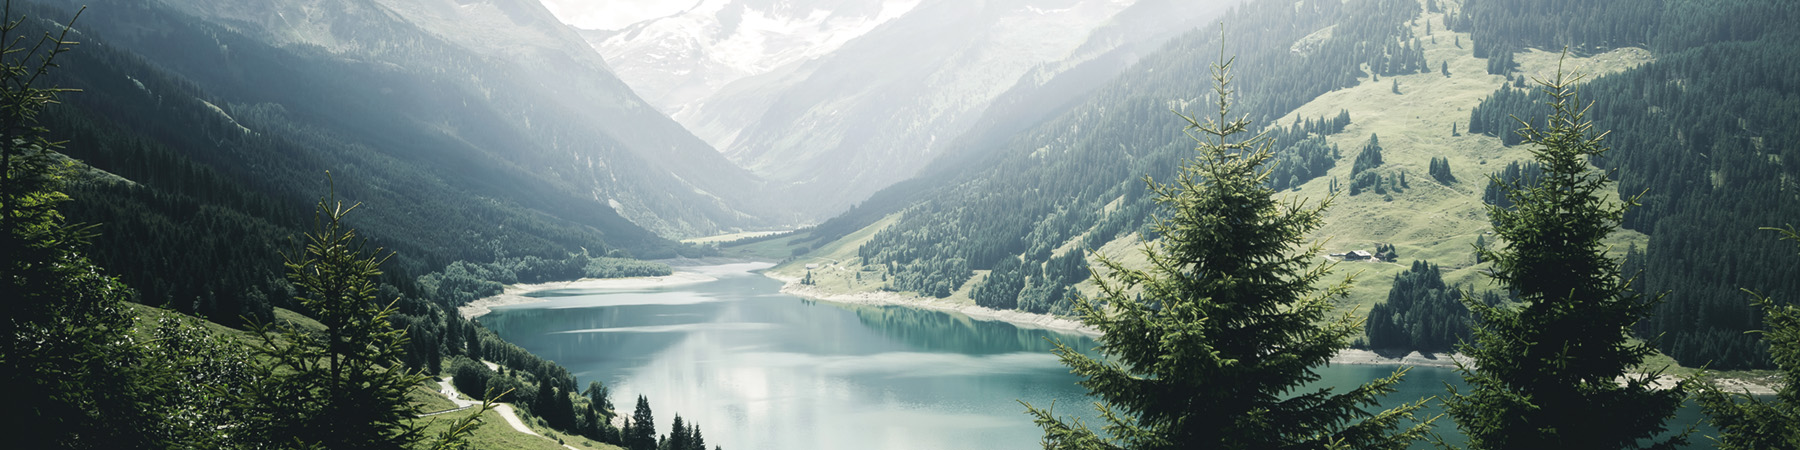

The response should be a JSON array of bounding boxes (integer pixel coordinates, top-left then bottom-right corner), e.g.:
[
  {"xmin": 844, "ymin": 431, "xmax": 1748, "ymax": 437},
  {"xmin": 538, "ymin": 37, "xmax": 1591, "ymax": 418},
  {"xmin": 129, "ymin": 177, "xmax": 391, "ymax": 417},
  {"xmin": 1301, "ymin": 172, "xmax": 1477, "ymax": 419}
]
[
  {"xmin": 841, "ymin": 302, "xmax": 1098, "ymax": 356},
  {"xmin": 482, "ymin": 264, "xmax": 1103, "ymax": 450},
  {"xmin": 480, "ymin": 264, "xmax": 1717, "ymax": 450}
]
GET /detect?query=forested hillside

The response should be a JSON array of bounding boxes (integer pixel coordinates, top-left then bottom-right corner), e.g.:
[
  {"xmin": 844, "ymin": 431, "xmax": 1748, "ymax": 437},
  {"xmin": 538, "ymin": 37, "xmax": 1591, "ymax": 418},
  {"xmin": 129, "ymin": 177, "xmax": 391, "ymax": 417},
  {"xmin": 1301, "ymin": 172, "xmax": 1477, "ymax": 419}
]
[
  {"xmin": 763, "ymin": 0, "xmax": 1432, "ymax": 312},
  {"xmin": 1457, "ymin": 0, "xmax": 1800, "ymax": 369},
  {"xmin": 51, "ymin": 0, "xmax": 783, "ymax": 238},
  {"xmin": 15, "ymin": 0, "xmax": 747, "ymax": 325},
  {"xmin": 768, "ymin": 0, "xmax": 1800, "ymax": 375}
]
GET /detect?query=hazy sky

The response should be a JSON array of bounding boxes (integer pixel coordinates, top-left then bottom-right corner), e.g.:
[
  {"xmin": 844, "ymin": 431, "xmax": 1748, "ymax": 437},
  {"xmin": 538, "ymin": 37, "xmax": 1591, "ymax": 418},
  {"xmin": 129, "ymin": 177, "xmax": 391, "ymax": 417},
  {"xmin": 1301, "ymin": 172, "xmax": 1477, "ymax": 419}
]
[{"xmin": 537, "ymin": 0, "xmax": 693, "ymax": 30}]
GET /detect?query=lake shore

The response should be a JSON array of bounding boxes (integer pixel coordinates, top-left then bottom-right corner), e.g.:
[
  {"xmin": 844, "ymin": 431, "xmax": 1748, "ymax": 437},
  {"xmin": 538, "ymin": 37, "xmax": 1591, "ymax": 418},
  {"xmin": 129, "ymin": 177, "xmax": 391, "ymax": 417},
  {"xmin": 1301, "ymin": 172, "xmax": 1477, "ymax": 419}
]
[
  {"xmin": 767, "ymin": 272, "xmax": 1784, "ymax": 395},
  {"xmin": 770, "ymin": 273, "xmax": 1102, "ymax": 336},
  {"xmin": 458, "ymin": 271, "xmax": 717, "ymax": 319}
]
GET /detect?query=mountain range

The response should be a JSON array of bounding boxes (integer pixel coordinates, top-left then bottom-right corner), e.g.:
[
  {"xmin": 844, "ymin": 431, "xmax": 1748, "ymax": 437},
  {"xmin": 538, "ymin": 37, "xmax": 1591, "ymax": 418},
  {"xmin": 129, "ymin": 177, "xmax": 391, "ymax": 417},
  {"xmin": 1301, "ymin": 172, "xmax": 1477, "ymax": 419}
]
[{"xmin": 590, "ymin": 0, "xmax": 1230, "ymax": 219}]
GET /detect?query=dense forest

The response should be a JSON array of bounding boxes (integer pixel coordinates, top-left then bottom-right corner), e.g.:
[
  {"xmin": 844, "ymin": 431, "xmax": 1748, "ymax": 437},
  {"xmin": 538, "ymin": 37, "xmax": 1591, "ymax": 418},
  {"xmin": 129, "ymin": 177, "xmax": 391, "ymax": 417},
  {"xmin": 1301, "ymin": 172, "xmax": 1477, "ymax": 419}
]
[
  {"xmin": 1364, "ymin": 260, "xmax": 1472, "ymax": 352},
  {"xmin": 1459, "ymin": 0, "xmax": 1800, "ymax": 369}
]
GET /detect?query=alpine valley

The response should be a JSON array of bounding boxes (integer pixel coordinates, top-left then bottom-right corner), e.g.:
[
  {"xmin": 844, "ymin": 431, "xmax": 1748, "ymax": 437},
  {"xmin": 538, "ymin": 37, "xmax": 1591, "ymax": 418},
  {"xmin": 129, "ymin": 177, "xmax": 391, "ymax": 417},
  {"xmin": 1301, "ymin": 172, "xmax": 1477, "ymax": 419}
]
[{"xmin": 7, "ymin": 0, "xmax": 1800, "ymax": 449}]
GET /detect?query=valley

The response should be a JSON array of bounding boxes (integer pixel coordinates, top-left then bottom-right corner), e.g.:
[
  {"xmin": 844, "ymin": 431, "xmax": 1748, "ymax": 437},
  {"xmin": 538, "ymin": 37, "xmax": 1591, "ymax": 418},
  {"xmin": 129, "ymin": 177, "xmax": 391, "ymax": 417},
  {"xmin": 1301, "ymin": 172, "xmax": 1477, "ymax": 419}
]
[{"xmin": 7, "ymin": 0, "xmax": 1800, "ymax": 448}]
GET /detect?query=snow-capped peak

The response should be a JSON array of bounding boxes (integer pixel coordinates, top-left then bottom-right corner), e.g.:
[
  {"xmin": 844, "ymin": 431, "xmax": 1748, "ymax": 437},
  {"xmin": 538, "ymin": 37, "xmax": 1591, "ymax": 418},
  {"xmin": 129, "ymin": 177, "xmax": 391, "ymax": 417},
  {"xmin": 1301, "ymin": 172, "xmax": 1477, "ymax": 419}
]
[{"xmin": 587, "ymin": 0, "xmax": 921, "ymax": 117}]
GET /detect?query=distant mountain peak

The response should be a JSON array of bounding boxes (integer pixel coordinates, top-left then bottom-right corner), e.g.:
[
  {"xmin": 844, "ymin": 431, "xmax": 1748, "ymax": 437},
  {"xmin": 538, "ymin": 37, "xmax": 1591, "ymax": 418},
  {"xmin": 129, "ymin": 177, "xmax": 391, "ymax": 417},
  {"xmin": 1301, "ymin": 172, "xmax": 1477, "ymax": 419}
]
[{"xmin": 586, "ymin": 0, "xmax": 922, "ymax": 121}]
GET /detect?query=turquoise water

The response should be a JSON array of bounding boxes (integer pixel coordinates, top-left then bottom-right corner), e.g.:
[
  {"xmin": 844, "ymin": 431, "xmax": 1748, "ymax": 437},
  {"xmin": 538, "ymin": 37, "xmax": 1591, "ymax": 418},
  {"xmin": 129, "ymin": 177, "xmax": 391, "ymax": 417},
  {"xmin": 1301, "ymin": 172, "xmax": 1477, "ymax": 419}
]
[{"xmin": 480, "ymin": 263, "xmax": 1717, "ymax": 449}]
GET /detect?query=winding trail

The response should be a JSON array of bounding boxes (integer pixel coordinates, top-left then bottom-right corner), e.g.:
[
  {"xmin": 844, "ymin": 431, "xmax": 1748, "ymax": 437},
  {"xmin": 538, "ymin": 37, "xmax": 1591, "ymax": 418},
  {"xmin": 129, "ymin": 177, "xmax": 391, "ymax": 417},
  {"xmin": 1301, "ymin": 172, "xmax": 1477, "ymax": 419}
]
[
  {"xmin": 493, "ymin": 404, "xmax": 537, "ymax": 435},
  {"xmin": 432, "ymin": 375, "xmax": 583, "ymax": 450}
]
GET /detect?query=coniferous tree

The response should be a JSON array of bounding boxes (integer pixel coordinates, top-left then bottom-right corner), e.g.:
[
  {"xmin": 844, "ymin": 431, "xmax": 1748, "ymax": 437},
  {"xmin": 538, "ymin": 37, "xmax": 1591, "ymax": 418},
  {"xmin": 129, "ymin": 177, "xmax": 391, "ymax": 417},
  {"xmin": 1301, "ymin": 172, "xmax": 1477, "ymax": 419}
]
[
  {"xmin": 1444, "ymin": 64, "xmax": 1689, "ymax": 450},
  {"xmin": 1695, "ymin": 226, "xmax": 1800, "ymax": 450},
  {"xmin": 1, "ymin": 6, "xmax": 162, "ymax": 446},
  {"xmin": 1023, "ymin": 45, "xmax": 1431, "ymax": 450},
  {"xmin": 688, "ymin": 425, "xmax": 707, "ymax": 450},
  {"xmin": 1353, "ymin": 133, "xmax": 1385, "ymax": 176},
  {"xmin": 1429, "ymin": 156, "xmax": 1457, "ymax": 184},
  {"xmin": 230, "ymin": 180, "xmax": 483, "ymax": 450},
  {"xmin": 629, "ymin": 395, "xmax": 657, "ymax": 450},
  {"xmin": 1367, "ymin": 261, "xmax": 1470, "ymax": 352},
  {"xmin": 665, "ymin": 415, "xmax": 689, "ymax": 450}
]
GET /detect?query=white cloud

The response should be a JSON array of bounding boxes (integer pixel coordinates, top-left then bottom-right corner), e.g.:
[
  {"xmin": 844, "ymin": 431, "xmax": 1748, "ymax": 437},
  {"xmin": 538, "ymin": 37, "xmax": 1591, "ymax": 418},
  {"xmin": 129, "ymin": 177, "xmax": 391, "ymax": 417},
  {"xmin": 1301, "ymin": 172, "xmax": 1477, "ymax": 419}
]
[{"xmin": 537, "ymin": 0, "xmax": 695, "ymax": 30}]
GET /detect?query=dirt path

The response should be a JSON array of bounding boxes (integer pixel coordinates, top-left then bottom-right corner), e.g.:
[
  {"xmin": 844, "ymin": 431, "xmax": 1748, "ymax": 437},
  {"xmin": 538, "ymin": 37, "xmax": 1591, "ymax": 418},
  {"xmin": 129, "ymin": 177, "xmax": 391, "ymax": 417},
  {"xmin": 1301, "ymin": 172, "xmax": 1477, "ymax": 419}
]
[
  {"xmin": 435, "ymin": 375, "xmax": 583, "ymax": 450},
  {"xmin": 494, "ymin": 404, "xmax": 538, "ymax": 436}
]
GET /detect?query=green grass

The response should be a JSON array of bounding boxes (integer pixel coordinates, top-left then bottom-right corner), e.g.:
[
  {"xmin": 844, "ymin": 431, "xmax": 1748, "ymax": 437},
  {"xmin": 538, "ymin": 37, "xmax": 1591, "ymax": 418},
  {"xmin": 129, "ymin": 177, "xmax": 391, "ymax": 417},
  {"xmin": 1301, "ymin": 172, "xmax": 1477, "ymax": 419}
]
[
  {"xmin": 415, "ymin": 408, "xmax": 623, "ymax": 450},
  {"xmin": 1267, "ymin": 9, "xmax": 1653, "ymax": 316},
  {"xmin": 764, "ymin": 212, "xmax": 900, "ymax": 286},
  {"xmin": 408, "ymin": 383, "xmax": 459, "ymax": 414},
  {"xmin": 123, "ymin": 302, "xmax": 619, "ymax": 448}
]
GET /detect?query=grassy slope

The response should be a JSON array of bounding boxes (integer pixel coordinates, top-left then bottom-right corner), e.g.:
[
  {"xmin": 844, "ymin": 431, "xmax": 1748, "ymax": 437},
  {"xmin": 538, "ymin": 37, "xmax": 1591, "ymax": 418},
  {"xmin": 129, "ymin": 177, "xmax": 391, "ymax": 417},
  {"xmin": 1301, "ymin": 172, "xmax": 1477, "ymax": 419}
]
[
  {"xmin": 1274, "ymin": 7, "xmax": 1653, "ymax": 316},
  {"xmin": 124, "ymin": 303, "xmax": 623, "ymax": 450},
  {"xmin": 780, "ymin": 4, "xmax": 1656, "ymax": 329}
]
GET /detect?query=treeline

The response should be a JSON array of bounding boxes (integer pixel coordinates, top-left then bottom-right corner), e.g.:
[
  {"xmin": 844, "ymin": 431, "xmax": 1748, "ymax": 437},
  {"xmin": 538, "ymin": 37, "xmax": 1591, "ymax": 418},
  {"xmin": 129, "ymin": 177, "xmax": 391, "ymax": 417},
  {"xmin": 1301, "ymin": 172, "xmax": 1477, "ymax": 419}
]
[
  {"xmin": 1448, "ymin": 0, "xmax": 1794, "ymax": 59},
  {"xmin": 1447, "ymin": 0, "xmax": 1660, "ymax": 60},
  {"xmin": 1462, "ymin": 3, "xmax": 1800, "ymax": 368},
  {"xmin": 1466, "ymin": 85, "xmax": 1546, "ymax": 145},
  {"xmin": 1364, "ymin": 260, "xmax": 1472, "ymax": 352}
]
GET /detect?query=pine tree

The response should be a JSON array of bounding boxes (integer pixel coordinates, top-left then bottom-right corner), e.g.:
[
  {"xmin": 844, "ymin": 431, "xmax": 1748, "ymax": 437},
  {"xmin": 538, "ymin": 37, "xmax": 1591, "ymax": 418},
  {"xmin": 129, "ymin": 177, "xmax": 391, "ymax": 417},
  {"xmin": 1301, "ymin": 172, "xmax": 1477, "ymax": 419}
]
[
  {"xmin": 629, "ymin": 395, "xmax": 657, "ymax": 450},
  {"xmin": 1694, "ymin": 225, "xmax": 1800, "ymax": 449},
  {"xmin": 689, "ymin": 425, "xmax": 707, "ymax": 450},
  {"xmin": 1022, "ymin": 42, "xmax": 1432, "ymax": 450},
  {"xmin": 1430, "ymin": 156, "xmax": 1457, "ymax": 184},
  {"xmin": 228, "ymin": 179, "xmax": 451, "ymax": 449},
  {"xmin": 1444, "ymin": 61, "xmax": 1689, "ymax": 449},
  {"xmin": 1353, "ymin": 133, "xmax": 1385, "ymax": 176},
  {"xmin": 1, "ymin": 5, "xmax": 161, "ymax": 447},
  {"xmin": 666, "ymin": 415, "xmax": 689, "ymax": 450}
]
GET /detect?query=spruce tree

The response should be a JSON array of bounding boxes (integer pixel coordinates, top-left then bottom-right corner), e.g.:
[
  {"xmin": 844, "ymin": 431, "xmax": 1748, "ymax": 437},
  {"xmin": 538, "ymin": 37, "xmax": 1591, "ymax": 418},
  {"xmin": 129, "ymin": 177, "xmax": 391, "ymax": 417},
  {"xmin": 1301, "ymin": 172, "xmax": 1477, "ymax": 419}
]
[
  {"xmin": 666, "ymin": 415, "xmax": 690, "ymax": 450},
  {"xmin": 230, "ymin": 181, "xmax": 457, "ymax": 449},
  {"xmin": 1444, "ymin": 62, "xmax": 1689, "ymax": 449},
  {"xmin": 1, "ymin": 5, "xmax": 159, "ymax": 447},
  {"xmin": 1694, "ymin": 226, "xmax": 1800, "ymax": 449},
  {"xmin": 1023, "ymin": 43, "xmax": 1432, "ymax": 450},
  {"xmin": 689, "ymin": 425, "xmax": 707, "ymax": 450},
  {"xmin": 630, "ymin": 395, "xmax": 657, "ymax": 450}
]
